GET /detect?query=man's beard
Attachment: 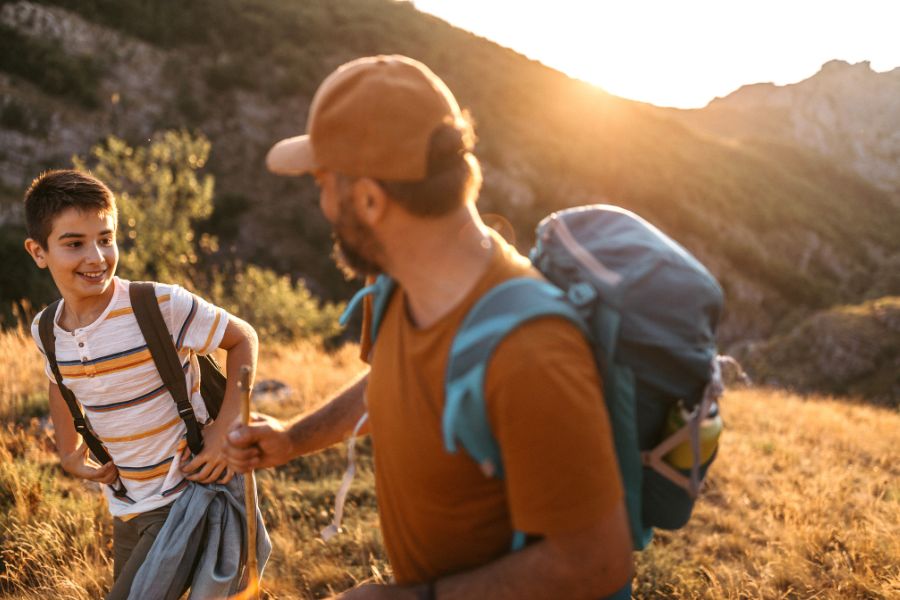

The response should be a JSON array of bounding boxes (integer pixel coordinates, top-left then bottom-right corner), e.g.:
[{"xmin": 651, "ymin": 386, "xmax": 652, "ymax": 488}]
[{"xmin": 330, "ymin": 209, "xmax": 383, "ymax": 281}]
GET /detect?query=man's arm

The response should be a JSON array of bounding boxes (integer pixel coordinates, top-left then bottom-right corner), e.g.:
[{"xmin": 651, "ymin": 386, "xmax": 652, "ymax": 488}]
[
  {"xmin": 226, "ymin": 369, "xmax": 369, "ymax": 472},
  {"xmin": 434, "ymin": 502, "xmax": 632, "ymax": 599},
  {"xmin": 340, "ymin": 501, "xmax": 631, "ymax": 600},
  {"xmin": 48, "ymin": 382, "xmax": 118, "ymax": 484},
  {"xmin": 182, "ymin": 314, "xmax": 258, "ymax": 483}
]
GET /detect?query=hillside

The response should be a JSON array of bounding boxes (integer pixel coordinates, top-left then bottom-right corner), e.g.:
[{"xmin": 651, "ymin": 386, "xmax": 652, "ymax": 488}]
[
  {"xmin": 668, "ymin": 60, "xmax": 900, "ymax": 198},
  {"xmin": 2, "ymin": 0, "xmax": 899, "ymax": 354},
  {"xmin": 1, "ymin": 327, "xmax": 898, "ymax": 599},
  {"xmin": 739, "ymin": 296, "xmax": 900, "ymax": 406}
]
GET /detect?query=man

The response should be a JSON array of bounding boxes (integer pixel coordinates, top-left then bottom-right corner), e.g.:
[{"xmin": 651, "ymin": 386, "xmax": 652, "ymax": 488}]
[{"xmin": 226, "ymin": 54, "xmax": 633, "ymax": 599}]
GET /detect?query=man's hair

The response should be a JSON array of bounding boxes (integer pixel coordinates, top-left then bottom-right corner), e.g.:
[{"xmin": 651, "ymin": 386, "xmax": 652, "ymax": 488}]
[
  {"xmin": 376, "ymin": 121, "xmax": 483, "ymax": 217},
  {"xmin": 24, "ymin": 169, "xmax": 117, "ymax": 248}
]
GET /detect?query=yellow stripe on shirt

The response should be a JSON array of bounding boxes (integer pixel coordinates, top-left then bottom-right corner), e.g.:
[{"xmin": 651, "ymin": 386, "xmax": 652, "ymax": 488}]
[
  {"xmin": 105, "ymin": 294, "xmax": 171, "ymax": 320},
  {"xmin": 199, "ymin": 311, "xmax": 222, "ymax": 355},
  {"xmin": 119, "ymin": 461, "xmax": 173, "ymax": 481},
  {"xmin": 102, "ymin": 416, "xmax": 181, "ymax": 443},
  {"xmin": 59, "ymin": 349, "xmax": 154, "ymax": 379}
]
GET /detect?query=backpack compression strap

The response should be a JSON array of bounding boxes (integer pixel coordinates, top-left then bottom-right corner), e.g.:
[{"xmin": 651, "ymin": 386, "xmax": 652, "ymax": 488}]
[
  {"xmin": 38, "ymin": 302, "xmax": 132, "ymax": 501},
  {"xmin": 129, "ymin": 282, "xmax": 204, "ymax": 456},
  {"xmin": 443, "ymin": 277, "xmax": 588, "ymax": 480}
]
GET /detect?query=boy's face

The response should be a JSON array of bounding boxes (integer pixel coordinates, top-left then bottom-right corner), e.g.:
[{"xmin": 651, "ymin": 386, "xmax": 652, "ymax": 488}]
[{"xmin": 24, "ymin": 207, "xmax": 118, "ymax": 304}]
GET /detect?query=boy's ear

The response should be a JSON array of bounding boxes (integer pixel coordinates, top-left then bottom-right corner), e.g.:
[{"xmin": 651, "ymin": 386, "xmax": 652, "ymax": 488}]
[
  {"xmin": 24, "ymin": 238, "xmax": 48, "ymax": 268},
  {"xmin": 352, "ymin": 177, "xmax": 388, "ymax": 226}
]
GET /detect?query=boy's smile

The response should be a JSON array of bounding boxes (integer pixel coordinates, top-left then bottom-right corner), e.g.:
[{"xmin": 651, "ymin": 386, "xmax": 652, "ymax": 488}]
[{"xmin": 25, "ymin": 206, "xmax": 119, "ymax": 321}]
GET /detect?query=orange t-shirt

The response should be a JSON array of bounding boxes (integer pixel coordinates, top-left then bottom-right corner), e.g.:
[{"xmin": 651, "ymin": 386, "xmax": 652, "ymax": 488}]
[{"xmin": 362, "ymin": 231, "xmax": 624, "ymax": 584}]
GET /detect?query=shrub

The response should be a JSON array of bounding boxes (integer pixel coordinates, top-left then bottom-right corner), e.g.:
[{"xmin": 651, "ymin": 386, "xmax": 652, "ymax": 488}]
[{"xmin": 205, "ymin": 264, "xmax": 344, "ymax": 342}]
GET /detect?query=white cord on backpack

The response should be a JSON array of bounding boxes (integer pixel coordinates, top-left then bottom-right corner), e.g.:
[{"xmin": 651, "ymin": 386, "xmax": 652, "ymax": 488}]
[{"xmin": 321, "ymin": 410, "xmax": 369, "ymax": 541}]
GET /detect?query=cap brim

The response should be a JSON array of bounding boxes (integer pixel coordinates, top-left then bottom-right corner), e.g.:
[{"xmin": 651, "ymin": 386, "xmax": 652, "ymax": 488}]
[{"xmin": 266, "ymin": 135, "xmax": 318, "ymax": 176}]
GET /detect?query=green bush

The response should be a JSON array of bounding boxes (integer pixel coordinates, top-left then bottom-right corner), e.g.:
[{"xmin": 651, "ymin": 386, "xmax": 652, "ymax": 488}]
[{"xmin": 205, "ymin": 264, "xmax": 344, "ymax": 342}]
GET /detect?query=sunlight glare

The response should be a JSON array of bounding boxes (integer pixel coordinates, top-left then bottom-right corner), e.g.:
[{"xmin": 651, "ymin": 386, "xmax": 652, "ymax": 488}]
[{"xmin": 412, "ymin": 0, "xmax": 900, "ymax": 108}]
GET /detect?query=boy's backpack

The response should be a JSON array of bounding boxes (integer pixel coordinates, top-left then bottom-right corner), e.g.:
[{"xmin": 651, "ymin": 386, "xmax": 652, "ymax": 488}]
[
  {"xmin": 37, "ymin": 282, "xmax": 226, "ymax": 470},
  {"xmin": 341, "ymin": 204, "xmax": 727, "ymax": 550}
]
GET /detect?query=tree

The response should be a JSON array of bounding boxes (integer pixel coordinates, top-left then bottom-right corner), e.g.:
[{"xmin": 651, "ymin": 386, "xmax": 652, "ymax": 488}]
[{"xmin": 73, "ymin": 130, "xmax": 216, "ymax": 283}]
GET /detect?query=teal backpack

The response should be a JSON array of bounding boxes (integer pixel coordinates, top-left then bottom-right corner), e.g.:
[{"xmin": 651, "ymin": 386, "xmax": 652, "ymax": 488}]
[{"xmin": 339, "ymin": 204, "xmax": 727, "ymax": 552}]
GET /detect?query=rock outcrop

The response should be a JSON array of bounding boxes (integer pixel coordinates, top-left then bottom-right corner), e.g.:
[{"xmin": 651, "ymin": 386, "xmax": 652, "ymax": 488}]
[{"xmin": 675, "ymin": 60, "xmax": 900, "ymax": 198}]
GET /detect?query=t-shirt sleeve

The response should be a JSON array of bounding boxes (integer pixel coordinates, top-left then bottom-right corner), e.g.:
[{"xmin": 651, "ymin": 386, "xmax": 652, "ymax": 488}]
[
  {"xmin": 485, "ymin": 317, "xmax": 624, "ymax": 537},
  {"xmin": 30, "ymin": 311, "xmax": 56, "ymax": 383},
  {"xmin": 165, "ymin": 284, "xmax": 230, "ymax": 355}
]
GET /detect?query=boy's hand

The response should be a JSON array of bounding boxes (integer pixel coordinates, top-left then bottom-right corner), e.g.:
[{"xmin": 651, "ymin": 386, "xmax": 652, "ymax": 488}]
[
  {"xmin": 180, "ymin": 421, "xmax": 234, "ymax": 484},
  {"xmin": 60, "ymin": 441, "xmax": 119, "ymax": 484},
  {"xmin": 225, "ymin": 412, "xmax": 293, "ymax": 472}
]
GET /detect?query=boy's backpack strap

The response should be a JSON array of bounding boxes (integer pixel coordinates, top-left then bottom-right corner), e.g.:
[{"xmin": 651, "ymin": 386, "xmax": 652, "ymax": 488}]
[
  {"xmin": 443, "ymin": 277, "xmax": 588, "ymax": 479},
  {"xmin": 38, "ymin": 301, "xmax": 114, "ymax": 466},
  {"xmin": 339, "ymin": 274, "xmax": 397, "ymax": 344},
  {"xmin": 129, "ymin": 282, "xmax": 204, "ymax": 456}
]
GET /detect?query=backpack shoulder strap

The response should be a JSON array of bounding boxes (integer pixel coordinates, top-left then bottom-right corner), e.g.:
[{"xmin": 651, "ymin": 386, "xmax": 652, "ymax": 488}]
[
  {"xmin": 443, "ymin": 277, "xmax": 588, "ymax": 479},
  {"xmin": 38, "ymin": 301, "xmax": 114, "ymax": 466},
  {"xmin": 129, "ymin": 282, "xmax": 204, "ymax": 455},
  {"xmin": 339, "ymin": 274, "xmax": 397, "ymax": 345}
]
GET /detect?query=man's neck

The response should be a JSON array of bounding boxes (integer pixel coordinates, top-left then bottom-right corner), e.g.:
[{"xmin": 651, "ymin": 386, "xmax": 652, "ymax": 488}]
[{"xmin": 383, "ymin": 205, "xmax": 495, "ymax": 329}]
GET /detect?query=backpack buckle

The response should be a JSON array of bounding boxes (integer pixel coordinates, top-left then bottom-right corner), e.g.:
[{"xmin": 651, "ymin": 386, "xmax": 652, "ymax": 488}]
[{"xmin": 566, "ymin": 282, "xmax": 597, "ymax": 307}]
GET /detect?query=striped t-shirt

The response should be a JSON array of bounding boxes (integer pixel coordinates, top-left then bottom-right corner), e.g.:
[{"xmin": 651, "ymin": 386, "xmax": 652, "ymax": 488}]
[{"xmin": 31, "ymin": 276, "xmax": 229, "ymax": 517}]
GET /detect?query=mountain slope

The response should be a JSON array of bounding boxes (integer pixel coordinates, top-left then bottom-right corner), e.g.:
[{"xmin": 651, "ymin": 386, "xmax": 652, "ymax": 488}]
[
  {"xmin": 668, "ymin": 60, "xmax": 900, "ymax": 198},
  {"xmin": 1, "ymin": 0, "xmax": 898, "ymax": 350},
  {"xmin": 739, "ymin": 296, "xmax": 900, "ymax": 406}
]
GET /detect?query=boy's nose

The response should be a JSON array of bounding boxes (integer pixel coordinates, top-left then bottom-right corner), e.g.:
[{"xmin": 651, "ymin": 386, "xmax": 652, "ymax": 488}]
[{"xmin": 85, "ymin": 242, "xmax": 105, "ymax": 263}]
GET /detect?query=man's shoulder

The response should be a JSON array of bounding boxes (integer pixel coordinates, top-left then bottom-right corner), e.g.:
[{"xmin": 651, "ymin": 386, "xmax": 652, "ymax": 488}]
[{"xmin": 494, "ymin": 315, "xmax": 594, "ymax": 367}]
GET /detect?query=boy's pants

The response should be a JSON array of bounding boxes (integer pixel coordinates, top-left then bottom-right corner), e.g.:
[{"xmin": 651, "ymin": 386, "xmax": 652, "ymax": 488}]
[{"xmin": 106, "ymin": 504, "xmax": 189, "ymax": 600}]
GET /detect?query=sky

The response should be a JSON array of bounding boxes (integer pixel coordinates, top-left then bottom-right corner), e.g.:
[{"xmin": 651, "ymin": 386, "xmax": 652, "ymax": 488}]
[{"xmin": 411, "ymin": 0, "xmax": 900, "ymax": 108}]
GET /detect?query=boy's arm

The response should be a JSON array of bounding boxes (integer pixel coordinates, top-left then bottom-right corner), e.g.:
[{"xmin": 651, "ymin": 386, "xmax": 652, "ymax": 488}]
[
  {"xmin": 181, "ymin": 315, "xmax": 258, "ymax": 484},
  {"xmin": 226, "ymin": 370, "xmax": 369, "ymax": 472},
  {"xmin": 48, "ymin": 382, "xmax": 118, "ymax": 484}
]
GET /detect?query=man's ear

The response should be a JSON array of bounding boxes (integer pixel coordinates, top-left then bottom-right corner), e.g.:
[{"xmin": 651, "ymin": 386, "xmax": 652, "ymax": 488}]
[
  {"xmin": 352, "ymin": 177, "xmax": 388, "ymax": 226},
  {"xmin": 24, "ymin": 238, "xmax": 48, "ymax": 269}
]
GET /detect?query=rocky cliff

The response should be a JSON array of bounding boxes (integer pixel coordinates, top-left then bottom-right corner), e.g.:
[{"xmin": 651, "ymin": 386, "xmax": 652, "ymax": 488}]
[{"xmin": 672, "ymin": 60, "xmax": 900, "ymax": 198}]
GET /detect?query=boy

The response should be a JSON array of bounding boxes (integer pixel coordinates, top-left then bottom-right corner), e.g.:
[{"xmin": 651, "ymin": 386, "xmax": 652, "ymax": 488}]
[{"xmin": 23, "ymin": 169, "xmax": 259, "ymax": 600}]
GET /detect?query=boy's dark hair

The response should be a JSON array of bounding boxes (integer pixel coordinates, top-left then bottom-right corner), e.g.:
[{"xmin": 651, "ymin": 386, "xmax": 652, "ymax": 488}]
[
  {"xmin": 24, "ymin": 169, "xmax": 117, "ymax": 249},
  {"xmin": 375, "ymin": 122, "xmax": 483, "ymax": 217}
]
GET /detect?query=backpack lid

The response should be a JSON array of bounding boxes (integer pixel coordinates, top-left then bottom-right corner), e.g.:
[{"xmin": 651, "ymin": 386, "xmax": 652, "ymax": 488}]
[{"xmin": 533, "ymin": 205, "xmax": 723, "ymax": 401}]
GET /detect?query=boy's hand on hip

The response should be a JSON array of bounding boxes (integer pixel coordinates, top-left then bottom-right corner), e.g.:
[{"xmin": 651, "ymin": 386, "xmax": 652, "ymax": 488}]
[
  {"xmin": 180, "ymin": 423, "xmax": 234, "ymax": 484},
  {"xmin": 60, "ymin": 440, "xmax": 119, "ymax": 484}
]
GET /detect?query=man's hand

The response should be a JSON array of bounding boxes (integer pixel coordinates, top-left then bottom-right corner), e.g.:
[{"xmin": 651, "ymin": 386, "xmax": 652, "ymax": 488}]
[
  {"xmin": 60, "ymin": 440, "xmax": 119, "ymax": 484},
  {"xmin": 181, "ymin": 421, "xmax": 234, "ymax": 484},
  {"xmin": 225, "ymin": 412, "xmax": 294, "ymax": 472}
]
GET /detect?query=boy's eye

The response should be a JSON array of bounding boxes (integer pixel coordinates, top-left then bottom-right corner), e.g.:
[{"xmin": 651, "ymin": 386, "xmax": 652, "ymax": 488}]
[
  {"xmin": 67, "ymin": 241, "xmax": 82, "ymax": 248},
  {"xmin": 100, "ymin": 237, "xmax": 114, "ymax": 246}
]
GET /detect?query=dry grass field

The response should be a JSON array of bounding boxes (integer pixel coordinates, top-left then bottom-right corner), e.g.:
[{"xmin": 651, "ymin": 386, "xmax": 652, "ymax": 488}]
[{"xmin": 0, "ymin": 324, "xmax": 898, "ymax": 599}]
